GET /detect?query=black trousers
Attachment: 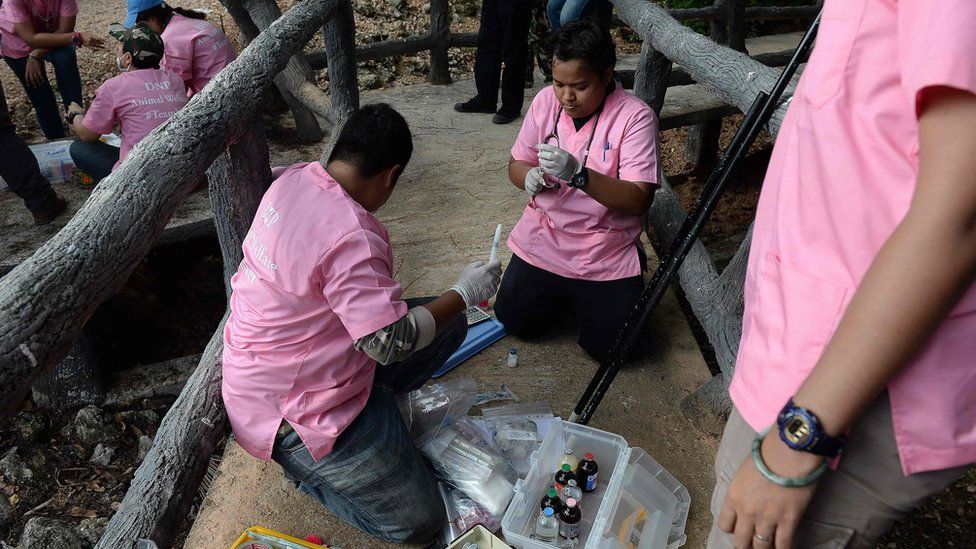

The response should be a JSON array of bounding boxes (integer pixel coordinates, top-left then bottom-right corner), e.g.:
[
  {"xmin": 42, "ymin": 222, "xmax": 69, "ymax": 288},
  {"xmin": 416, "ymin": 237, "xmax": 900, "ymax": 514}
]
[
  {"xmin": 473, "ymin": 0, "xmax": 533, "ymax": 117},
  {"xmin": 0, "ymin": 82, "xmax": 56, "ymax": 215},
  {"xmin": 494, "ymin": 254, "xmax": 644, "ymax": 362}
]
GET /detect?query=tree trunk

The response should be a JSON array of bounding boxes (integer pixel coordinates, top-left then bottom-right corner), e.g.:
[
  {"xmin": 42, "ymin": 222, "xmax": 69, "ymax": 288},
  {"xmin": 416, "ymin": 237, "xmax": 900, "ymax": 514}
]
[
  {"xmin": 98, "ymin": 122, "xmax": 274, "ymax": 549},
  {"xmin": 0, "ymin": 0, "xmax": 342, "ymax": 425},
  {"xmin": 323, "ymin": 0, "xmax": 359, "ymax": 120},
  {"xmin": 633, "ymin": 41, "xmax": 672, "ymax": 116},
  {"xmin": 220, "ymin": 0, "xmax": 323, "ymax": 141},
  {"xmin": 240, "ymin": 0, "xmax": 332, "ymax": 139},
  {"xmin": 31, "ymin": 328, "xmax": 103, "ymax": 409},
  {"xmin": 207, "ymin": 121, "xmax": 273, "ymax": 296},
  {"xmin": 685, "ymin": 0, "xmax": 745, "ymax": 172},
  {"xmin": 428, "ymin": 0, "xmax": 452, "ymax": 84}
]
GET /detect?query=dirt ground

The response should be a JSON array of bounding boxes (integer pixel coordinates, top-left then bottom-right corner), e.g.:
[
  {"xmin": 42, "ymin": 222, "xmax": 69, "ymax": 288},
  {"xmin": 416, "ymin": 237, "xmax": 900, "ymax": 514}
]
[{"xmin": 2, "ymin": 0, "xmax": 975, "ymax": 547}]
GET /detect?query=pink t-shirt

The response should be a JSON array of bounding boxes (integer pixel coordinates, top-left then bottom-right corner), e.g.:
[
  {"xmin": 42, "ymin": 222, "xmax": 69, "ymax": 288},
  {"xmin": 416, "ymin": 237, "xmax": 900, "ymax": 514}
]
[
  {"xmin": 0, "ymin": 0, "xmax": 77, "ymax": 58},
  {"xmin": 730, "ymin": 0, "xmax": 976, "ymax": 475},
  {"xmin": 82, "ymin": 68, "xmax": 187, "ymax": 170},
  {"xmin": 160, "ymin": 13, "xmax": 237, "ymax": 96},
  {"xmin": 509, "ymin": 84, "xmax": 658, "ymax": 281},
  {"xmin": 222, "ymin": 162, "xmax": 408, "ymax": 462}
]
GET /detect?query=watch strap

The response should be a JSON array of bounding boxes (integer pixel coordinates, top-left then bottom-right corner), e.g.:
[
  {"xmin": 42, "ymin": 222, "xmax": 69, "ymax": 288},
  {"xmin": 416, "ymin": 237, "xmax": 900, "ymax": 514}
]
[{"xmin": 777, "ymin": 398, "xmax": 847, "ymax": 458}]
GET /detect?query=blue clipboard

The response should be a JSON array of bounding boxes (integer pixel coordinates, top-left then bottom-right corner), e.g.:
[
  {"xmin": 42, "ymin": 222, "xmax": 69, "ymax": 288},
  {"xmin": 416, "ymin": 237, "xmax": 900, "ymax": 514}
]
[{"xmin": 433, "ymin": 317, "xmax": 507, "ymax": 378}]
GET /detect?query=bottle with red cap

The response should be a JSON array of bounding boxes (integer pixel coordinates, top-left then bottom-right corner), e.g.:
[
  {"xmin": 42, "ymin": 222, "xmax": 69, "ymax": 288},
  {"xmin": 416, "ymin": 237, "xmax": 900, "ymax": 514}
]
[{"xmin": 578, "ymin": 452, "xmax": 599, "ymax": 492}]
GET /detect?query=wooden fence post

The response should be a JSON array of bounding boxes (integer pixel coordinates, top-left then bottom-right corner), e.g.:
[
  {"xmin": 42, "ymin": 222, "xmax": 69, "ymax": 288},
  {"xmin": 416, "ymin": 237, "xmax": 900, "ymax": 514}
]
[
  {"xmin": 323, "ymin": 0, "xmax": 360, "ymax": 119},
  {"xmin": 684, "ymin": 0, "xmax": 746, "ymax": 171},
  {"xmin": 633, "ymin": 41, "xmax": 673, "ymax": 116},
  {"xmin": 428, "ymin": 0, "xmax": 452, "ymax": 84}
]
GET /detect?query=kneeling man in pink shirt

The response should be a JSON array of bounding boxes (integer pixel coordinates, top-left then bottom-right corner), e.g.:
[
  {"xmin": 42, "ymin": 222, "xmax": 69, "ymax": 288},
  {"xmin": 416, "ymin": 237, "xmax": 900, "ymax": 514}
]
[{"xmin": 221, "ymin": 104, "xmax": 502, "ymax": 543}]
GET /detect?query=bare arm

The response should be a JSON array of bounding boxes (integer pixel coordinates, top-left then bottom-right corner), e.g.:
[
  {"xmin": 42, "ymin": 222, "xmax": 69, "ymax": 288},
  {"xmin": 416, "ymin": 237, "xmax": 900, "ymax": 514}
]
[
  {"xmin": 508, "ymin": 156, "xmax": 532, "ymax": 190},
  {"xmin": 67, "ymin": 102, "xmax": 101, "ymax": 142},
  {"xmin": 14, "ymin": 16, "xmax": 103, "ymax": 49},
  {"xmin": 578, "ymin": 168, "xmax": 653, "ymax": 216}
]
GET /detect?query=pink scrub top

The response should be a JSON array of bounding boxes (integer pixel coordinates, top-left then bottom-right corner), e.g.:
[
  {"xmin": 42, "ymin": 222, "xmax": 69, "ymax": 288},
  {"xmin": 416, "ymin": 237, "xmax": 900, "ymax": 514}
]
[
  {"xmin": 160, "ymin": 13, "xmax": 237, "ymax": 96},
  {"xmin": 509, "ymin": 83, "xmax": 659, "ymax": 281},
  {"xmin": 81, "ymin": 68, "xmax": 187, "ymax": 170},
  {"xmin": 222, "ymin": 162, "xmax": 408, "ymax": 462},
  {"xmin": 730, "ymin": 0, "xmax": 976, "ymax": 475},
  {"xmin": 0, "ymin": 0, "xmax": 76, "ymax": 58}
]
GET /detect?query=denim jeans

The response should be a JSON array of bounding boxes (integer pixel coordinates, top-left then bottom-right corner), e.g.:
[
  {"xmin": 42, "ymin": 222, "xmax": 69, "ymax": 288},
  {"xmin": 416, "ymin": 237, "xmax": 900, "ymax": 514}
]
[
  {"xmin": 271, "ymin": 297, "xmax": 468, "ymax": 543},
  {"xmin": 69, "ymin": 140, "xmax": 120, "ymax": 182},
  {"xmin": 546, "ymin": 0, "xmax": 600, "ymax": 32},
  {"xmin": 0, "ymin": 81, "xmax": 56, "ymax": 214},
  {"xmin": 4, "ymin": 45, "xmax": 83, "ymax": 139}
]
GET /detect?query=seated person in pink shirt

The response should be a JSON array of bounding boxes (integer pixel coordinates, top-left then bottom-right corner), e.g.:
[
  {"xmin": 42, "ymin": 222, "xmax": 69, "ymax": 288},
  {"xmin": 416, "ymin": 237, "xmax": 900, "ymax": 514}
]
[
  {"xmin": 221, "ymin": 104, "xmax": 503, "ymax": 543},
  {"xmin": 65, "ymin": 23, "xmax": 187, "ymax": 186},
  {"xmin": 124, "ymin": 0, "xmax": 237, "ymax": 96},
  {"xmin": 710, "ymin": 1, "xmax": 976, "ymax": 547},
  {"xmin": 495, "ymin": 21, "xmax": 658, "ymax": 362}
]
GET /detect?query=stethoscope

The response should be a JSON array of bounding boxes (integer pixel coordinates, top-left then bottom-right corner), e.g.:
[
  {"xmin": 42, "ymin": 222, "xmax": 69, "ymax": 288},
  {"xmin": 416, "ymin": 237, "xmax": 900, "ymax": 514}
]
[{"xmin": 540, "ymin": 101, "xmax": 605, "ymax": 189}]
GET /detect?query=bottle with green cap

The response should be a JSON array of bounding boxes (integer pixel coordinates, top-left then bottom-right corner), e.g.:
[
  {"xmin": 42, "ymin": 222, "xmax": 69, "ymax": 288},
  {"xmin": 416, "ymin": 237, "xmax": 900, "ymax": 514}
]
[
  {"xmin": 554, "ymin": 463, "xmax": 576, "ymax": 495},
  {"xmin": 541, "ymin": 485, "xmax": 563, "ymax": 513}
]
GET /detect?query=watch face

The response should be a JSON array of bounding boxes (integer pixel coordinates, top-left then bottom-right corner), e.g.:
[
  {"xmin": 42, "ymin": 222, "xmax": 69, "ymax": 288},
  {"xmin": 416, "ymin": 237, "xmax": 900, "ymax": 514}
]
[{"xmin": 784, "ymin": 415, "xmax": 813, "ymax": 447}]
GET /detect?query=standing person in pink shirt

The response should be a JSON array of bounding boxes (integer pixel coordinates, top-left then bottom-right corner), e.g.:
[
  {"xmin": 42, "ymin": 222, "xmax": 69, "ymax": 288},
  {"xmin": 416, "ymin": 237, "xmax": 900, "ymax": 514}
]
[
  {"xmin": 0, "ymin": 0, "xmax": 104, "ymax": 139},
  {"xmin": 124, "ymin": 0, "xmax": 236, "ymax": 96},
  {"xmin": 65, "ymin": 23, "xmax": 187, "ymax": 186},
  {"xmin": 495, "ymin": 20, "xmax": 658, "ymax": 362},
  {"xmin": 709, "ymin": 1, "xmax": 976, "ymax": 547},
  {"xmin": 222, "ymin": 104, "xmax": 503, "ymax": 543}
]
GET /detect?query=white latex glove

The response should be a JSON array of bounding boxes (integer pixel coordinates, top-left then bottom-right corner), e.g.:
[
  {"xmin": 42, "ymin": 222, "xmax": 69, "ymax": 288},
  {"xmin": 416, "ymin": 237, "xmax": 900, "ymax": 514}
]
[
  {"xmin": 524, "ymin": 166, "xmax": 547, "ymax": 197},
  {"xmin": 449, "ymin": 259, "xmax": 503, "ymax": 307},
  {"xmin": 535, "ymin": 143, "xmax": 581, "ymax": 181}
]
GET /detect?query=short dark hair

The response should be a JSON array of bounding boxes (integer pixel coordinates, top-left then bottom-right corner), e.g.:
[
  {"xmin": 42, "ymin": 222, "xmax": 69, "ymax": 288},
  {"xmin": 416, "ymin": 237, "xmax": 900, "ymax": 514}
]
[
  {"xmin": 552, "ymin": 20, "xmax": 617, "ymax": 75},
  {"xmin": 136, "ymin": 4, "xmax": 207, "ymax": 26},
  {"xmin": 328, "ymin": 103, "xmax": 413, "ymax": 178}
]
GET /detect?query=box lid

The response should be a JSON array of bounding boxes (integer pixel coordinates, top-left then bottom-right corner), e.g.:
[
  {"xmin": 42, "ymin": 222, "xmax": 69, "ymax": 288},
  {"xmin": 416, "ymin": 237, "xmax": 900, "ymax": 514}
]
[{"xmin": 588, "ymin": 447, "xmax": 689, "ymax": 549}]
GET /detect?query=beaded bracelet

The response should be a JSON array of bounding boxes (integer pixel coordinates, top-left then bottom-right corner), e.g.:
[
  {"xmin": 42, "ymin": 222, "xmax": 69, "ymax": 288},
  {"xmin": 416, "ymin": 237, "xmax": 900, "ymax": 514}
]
[{"xmin": 752, "ymin": 429, "xmax": 828, "ymax": 488}]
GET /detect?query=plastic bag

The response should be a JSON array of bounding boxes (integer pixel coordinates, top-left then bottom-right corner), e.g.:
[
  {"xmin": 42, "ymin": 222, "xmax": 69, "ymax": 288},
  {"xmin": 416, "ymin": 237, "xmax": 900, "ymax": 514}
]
[
  {"xmin": 450, "ymin": 485, "xmax": 502, "ymax": 533},
  {"xmin": 420, "ymin": 426, "xmax": 515, "ymax": 516},
  {"xmin": 397, "ymin": 377, "xmax": 478, "ymax": 445},
  {"xmin": 482, "ymin": 402, "xmax": 554, "ymax": 476}
]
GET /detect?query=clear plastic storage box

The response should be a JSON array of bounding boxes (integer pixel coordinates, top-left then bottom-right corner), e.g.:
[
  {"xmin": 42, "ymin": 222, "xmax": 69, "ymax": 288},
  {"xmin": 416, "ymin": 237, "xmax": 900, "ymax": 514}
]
[{"xmin": 501, "ymin": 421, "xmax": 690, "ymax": 549}]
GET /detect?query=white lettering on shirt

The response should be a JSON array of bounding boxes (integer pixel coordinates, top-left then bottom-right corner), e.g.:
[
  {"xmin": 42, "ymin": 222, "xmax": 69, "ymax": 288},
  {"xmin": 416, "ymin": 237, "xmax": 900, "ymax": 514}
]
[
  {"xmin": 261, "ymin": 204, "xmax": 280, "ymax": 228},
  {"xmin": 245, "ymin": 231, "xmax": 279, "ymax": 272}
]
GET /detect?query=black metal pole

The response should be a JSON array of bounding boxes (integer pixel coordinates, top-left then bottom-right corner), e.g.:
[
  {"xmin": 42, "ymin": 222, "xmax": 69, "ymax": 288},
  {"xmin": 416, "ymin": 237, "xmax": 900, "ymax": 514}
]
[{"xmin": 570, "ymin": 11, "xmax": 822, "ymax": 425}]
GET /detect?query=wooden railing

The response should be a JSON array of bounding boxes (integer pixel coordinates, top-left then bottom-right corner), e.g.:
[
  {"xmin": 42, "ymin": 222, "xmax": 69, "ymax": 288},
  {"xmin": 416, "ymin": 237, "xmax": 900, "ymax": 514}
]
[{"xmin": 0, "ymin": 0, "xmax": 818, "ymax": 546}]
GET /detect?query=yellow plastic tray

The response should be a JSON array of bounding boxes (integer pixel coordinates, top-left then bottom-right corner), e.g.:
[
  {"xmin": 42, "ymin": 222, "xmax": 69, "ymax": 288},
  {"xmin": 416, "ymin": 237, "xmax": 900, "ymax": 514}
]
[{"xmin": 230, "ymin": 525, "xmax": 327, "ymax": 549}]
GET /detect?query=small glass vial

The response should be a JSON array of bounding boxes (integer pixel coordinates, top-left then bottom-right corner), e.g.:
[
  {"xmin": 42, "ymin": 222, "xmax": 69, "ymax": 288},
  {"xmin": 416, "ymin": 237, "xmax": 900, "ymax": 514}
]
[
  {"xmin": 563, "ymin": 478, "xmax": 583, "ymax": 503},
  {"xmin": 535, "ymin": 506, "xmax": 559, "ymax": 542},
  {"xmin": 507, "ymin": 347, "xmax": 518, "ymax": 368}
]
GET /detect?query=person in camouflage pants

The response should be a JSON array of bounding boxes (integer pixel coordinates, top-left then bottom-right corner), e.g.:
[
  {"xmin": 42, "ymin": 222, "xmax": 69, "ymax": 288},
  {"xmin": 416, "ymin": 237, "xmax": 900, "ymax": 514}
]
[{"xmin": 525, "ymin": 0, "xmax": 553, "ymax": 85}]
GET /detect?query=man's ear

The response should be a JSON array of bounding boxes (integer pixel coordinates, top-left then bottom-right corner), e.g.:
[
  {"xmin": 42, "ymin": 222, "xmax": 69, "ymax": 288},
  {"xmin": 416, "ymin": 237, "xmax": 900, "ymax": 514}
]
[{"xmin": 385, "ymin": 164, "xmax": 403, "ymax": 189}]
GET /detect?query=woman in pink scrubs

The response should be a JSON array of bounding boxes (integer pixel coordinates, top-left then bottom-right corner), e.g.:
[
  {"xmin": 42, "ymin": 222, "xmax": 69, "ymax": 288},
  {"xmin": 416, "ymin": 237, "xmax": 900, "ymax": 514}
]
[
  {"xmin": 495, "ymin": 20, "xmax": 658, "ymax": 362},
  {"xmin": 124, "ymin": 0, "xmax": 237, "ymax": 96},
  {"xmin": 710, "ymin": 1, "xmax": 976, "ymax": 547}
]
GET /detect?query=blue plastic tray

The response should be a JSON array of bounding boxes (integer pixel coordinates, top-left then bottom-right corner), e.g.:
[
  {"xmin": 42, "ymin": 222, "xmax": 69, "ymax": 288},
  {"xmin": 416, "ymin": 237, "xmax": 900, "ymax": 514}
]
[{"xmin": 433, "ymin": 317, "xmax": 507, "ymax": 378}]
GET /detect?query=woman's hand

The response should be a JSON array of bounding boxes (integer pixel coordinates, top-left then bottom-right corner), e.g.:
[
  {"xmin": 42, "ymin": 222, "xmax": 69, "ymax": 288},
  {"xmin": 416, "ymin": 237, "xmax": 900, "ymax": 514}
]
[
  {"xmin": 79, "ymin": 32, "xmax": 104, "ymax": 50},
  {"xmin": 536, "ymin": 143, "xmax": 581, "ymax": 181},
  {"xmin": 717, "ymin": 434, "xmax": 823, "ymax": 548},
  {"xmin": 25, "ymin": 56, "xmax": 44, "ymax": 87}
]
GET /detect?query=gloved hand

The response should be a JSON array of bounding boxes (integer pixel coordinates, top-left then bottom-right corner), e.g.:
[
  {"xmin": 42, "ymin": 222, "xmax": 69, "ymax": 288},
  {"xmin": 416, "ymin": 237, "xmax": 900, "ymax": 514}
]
[
  {"xmin": 524, "ymin": 166, "xmax": 547, "ymax": 197},
  {"xmin": 535, "ymin": 143, "xmax": 581, "ymax": 181},
  {"xmin": 449, "ymin": 259, "xmax": 503, "ymax": 307}
]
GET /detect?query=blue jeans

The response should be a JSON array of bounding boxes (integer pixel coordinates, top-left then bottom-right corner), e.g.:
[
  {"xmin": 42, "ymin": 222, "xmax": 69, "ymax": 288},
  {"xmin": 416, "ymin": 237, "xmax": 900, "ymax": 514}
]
[
  {"xmin": 69, "ymin": 140, "xmax": 120, "ymax": 182},
  {"xmin": 4, "ymin": 45, "xmax": 83, "ymax": 139},
  {"xmin": 546, "ymin": 0, "xmax": 600, "ymax": 32},
  {"xmin": 271, "ymin": 297, "xmax": 468, "ymax": 543}
]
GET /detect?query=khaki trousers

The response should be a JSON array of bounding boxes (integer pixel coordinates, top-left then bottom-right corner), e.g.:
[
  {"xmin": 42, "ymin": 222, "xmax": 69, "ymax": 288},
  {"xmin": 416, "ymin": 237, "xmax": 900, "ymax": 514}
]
[{"xmin": 707, "ymin": 393, "xmax": 970, "ymax": 548}]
